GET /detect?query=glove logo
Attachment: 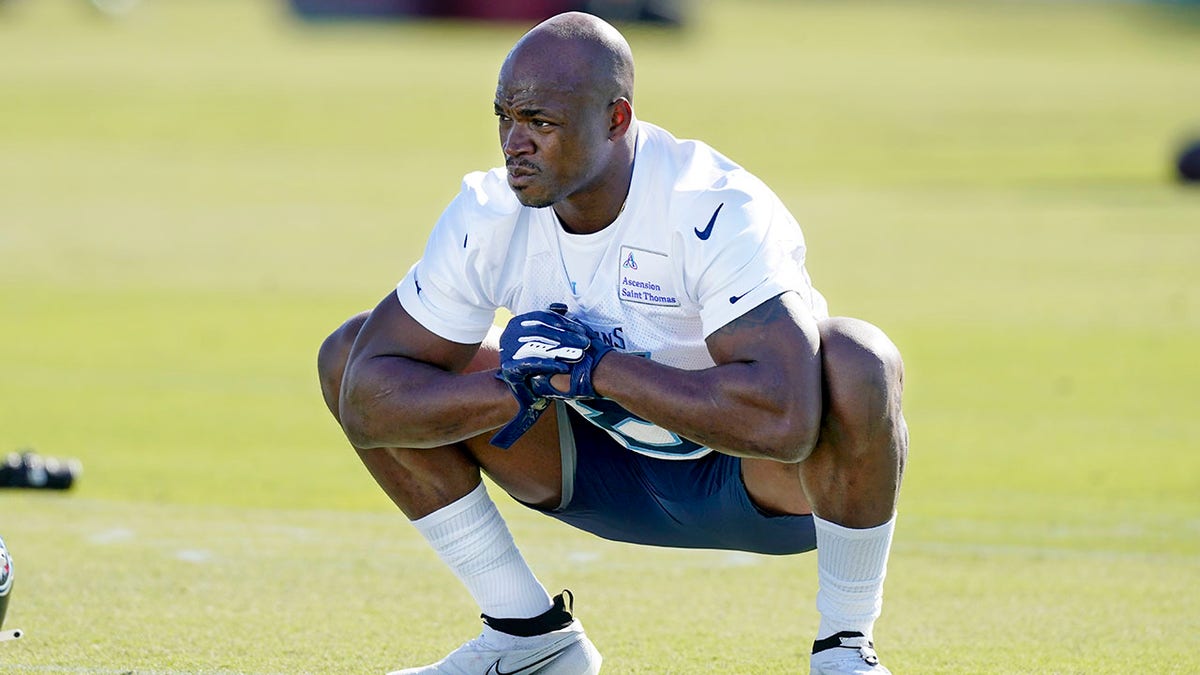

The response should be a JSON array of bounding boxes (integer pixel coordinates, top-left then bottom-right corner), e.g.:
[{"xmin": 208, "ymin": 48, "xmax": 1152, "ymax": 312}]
[{"xmin": 512, "ymin": 335, "xmax": 584, "ymax": 362}]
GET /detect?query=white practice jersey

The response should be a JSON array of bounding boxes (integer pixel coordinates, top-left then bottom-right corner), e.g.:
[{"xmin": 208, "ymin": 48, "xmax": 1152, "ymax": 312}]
[{"xmin": 397, "ymin": 121, "xmax": 828, "ymax": 460}]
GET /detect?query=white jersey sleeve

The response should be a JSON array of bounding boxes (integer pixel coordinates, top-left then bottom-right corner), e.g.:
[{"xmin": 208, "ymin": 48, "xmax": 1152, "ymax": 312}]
[
  {"xmin": 668, "ymin": 160, "xmax": 826, "ymax": 339},
  {"xmin": 396, "ymin": 169, "xmax": 521, "ymax": 345}
]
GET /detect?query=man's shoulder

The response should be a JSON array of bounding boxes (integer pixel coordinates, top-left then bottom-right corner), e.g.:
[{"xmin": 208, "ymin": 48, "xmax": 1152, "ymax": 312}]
[
  {"xmin": 626, "ymin": 125, "xmax": 796, "ymax": 261},
  {"xmin": 639, "ymin": 122, "xmax": 775, "ymax": 213},
  {"xmin": 456, "ymin": 167, "xmax": 522, "ymax": 216},
  {"xmin": 434, "ymin": 167, "xmax": 526, "ymax": 239}
]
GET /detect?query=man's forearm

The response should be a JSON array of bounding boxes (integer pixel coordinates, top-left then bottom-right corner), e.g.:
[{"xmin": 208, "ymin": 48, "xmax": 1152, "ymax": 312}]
[
  {"xmin": 339, "ymin": 358, "xmax": 516, "ymax": 450},
  {"xmin": 589, "ymin": 351, "xmax": 822, "ymax": 462}
]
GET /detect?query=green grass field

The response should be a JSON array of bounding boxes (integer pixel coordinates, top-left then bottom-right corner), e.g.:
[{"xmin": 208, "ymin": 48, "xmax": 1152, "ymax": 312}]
[{"xmin": 2, "ymin": 0, "xmax": 1199, "ymax": 672}]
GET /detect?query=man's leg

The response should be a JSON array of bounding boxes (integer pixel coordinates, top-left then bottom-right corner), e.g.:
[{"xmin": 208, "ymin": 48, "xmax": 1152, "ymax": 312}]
[
  {"xmin": 802, "ymin": 317, "xmax": 906, "ymax": 528},
  {"xmin": 318, "ymin": 313, "xmax": 483, "ymax": 513},
  {"xmin": 318, "ymin": 314, "xmax": 601, "ymax": 674},
  {"xmin": 804, "ymin": 317, "xmax": 906, "ymax": 673},
  {"xmin": 740, "ymin": 316, "xmax": 905, "ymax": 673}
]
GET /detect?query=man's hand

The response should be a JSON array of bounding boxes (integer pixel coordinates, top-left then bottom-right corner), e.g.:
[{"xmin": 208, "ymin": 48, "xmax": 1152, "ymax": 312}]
[
  {"xmin": 500, "ymin": 305, "xmax": 612, "ymax": 399},
  {"xmin": 489, "ymin": 372, "xmax": 551, "ymax": 449},
  {"xmin": 498, "ymin": 307, "xmax": 591, "ymax": 383},
  {"xmin": 490, "ymin": 304, "xmax": 614, "ymax": 448}
]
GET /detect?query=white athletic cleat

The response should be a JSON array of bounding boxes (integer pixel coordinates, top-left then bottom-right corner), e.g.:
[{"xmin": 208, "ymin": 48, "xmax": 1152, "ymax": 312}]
[
  {"xmin": 388, "ymin": 621, "xmax": 600, "ymax": 675},
  {"xmin": 389, "ymin": 591, "xmax": 601, "ymax": 675},
  {"xmin": 810, "ymin": 631, "xmax": 891, "ymax": 675}
]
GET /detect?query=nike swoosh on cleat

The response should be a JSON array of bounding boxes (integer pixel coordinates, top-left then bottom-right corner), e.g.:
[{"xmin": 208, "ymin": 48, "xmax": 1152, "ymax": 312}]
[
  {"xmin": 486, "ymin": 647, "xmax": 568, "ymax": 675},
  {"xmin": 694, "ymin": 203, "xmax": 724, "ymax": 240}
]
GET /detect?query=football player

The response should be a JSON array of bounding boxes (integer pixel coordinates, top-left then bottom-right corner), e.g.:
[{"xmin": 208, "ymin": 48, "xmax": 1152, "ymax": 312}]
[{"xmin": 319, "ymin": 12, "xmax": 907, "ymax": 674}]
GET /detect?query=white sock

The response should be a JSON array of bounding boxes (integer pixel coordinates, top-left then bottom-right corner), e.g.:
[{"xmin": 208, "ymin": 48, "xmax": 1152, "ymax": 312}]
[
  {"xmin": 813, "ymin": 513, "xmax": 896, "ymax": 641},
  {"xmin": 411, "ymin": 482, "xmax": 553, "ymax": 619}
]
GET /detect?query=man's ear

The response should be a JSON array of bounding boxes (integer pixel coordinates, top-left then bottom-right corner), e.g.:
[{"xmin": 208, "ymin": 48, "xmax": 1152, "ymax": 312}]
[{"xmin": 609, "ymin": 98, "xmax": 633, "ymax": 139}]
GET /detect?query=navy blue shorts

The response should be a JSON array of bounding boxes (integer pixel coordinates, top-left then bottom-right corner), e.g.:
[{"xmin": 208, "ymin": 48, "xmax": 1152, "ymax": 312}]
[{"xmin": 526, "ymin": 403, "xmax": 816, "ymax": 556}]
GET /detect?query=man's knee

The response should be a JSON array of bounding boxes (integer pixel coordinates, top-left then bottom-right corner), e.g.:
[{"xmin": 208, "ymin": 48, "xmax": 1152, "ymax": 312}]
[
  {"xmin": 818, "ymin": 317, "xmax": 905, "ymax": 438},
  {"xmin": 317, "ymin": 311, "xmax": 371, "ymax": 420}
]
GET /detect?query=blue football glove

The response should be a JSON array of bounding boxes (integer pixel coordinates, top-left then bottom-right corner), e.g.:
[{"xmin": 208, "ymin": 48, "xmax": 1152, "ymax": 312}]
[
  {"xmin": 491, "ymin": 305, "xmax": 589, "ymax": 448},
  {"xmin": 526, "ymin": 343, "xmax": 611, "ymax": 399},
  {"xmin": 490, "ymin": 304, "xmax": 614, "ymax": 448},
  {"xmin": 490, "ymin": 374, "xmax": 551, "ymax": 449},
  {"xmin": 496, "ymin": 308, "xmax": 591, "ymax": 385},
  {"xmin": 510, "ymin": 305, "xmax": 613, "ymax": 400}
]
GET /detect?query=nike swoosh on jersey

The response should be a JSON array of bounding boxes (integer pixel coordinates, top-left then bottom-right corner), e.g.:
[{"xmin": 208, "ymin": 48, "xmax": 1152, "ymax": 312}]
[
  {"xmin": 486, "ymin": 646, "xmax": 569, "ymax": 675},
  {"xmin": 728, "ymin": 279, "xmax": 769, "ymax": 304},
  {"xmin": 694, "ymin": 202, "xmax": 724, "ymax": 240}
]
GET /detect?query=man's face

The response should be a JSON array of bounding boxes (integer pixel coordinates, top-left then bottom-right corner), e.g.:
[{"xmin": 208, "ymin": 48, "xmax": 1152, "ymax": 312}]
[{"xmin": 494, "ymin": 68, "xmax": 611, "ymax": 209}]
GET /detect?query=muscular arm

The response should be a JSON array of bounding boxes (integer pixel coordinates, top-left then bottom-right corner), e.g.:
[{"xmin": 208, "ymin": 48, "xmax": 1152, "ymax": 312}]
[
  {"xmin": 589, "ymin": 292, "xmax": 823, "ymax": 462},
  {"xmin": 338, "ymin": 293, "xmax": 516, "ymax": 450}
]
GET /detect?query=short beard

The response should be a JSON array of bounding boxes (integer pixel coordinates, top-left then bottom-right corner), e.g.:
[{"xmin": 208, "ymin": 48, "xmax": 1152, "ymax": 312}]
[{"xmin": 511, "ymin": 189, "xmax": 556, "ymax": 210}]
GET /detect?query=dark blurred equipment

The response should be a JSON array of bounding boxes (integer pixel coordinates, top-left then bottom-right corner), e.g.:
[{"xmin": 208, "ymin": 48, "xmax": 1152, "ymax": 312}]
[
  {"xmin": 1177, "ymin": 138, "xmax": 1200, "ymax": 183},
  {"xmin": 0, "ymin": 450, "xmax": 81, "ymax": 490},
  {"xmin": 291, "ymin": 0, "xmax": 431, "ymax": 19},
  {"xmin": 290, "ymin": 0, "xmax": 685, "ymax": 26},
  {"xmin": 583, "ymin": 0, "xmax": 682, "ymax": 25}
]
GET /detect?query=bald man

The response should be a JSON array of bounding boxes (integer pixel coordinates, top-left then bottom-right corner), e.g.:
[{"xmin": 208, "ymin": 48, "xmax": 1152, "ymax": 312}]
[{"xmin": 319, "ymin": 12, "xmax": 906, "ymax": 675}]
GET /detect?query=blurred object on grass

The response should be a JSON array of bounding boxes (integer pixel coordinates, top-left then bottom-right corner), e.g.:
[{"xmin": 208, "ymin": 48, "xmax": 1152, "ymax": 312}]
[
  {"xmin": 289, "ymin": 0, "xmax": 684, "ymax": 25},
  {"xmin": 90, "ymin": 0, "xmax": 139, "ymax": 18},
  {"xmin": 0, "ymin": 450, "xmax": 82, "ymax": 490},
  {"xmin": 1176, "ymin": 137, "xmax": 1200, "ymax": 183}
]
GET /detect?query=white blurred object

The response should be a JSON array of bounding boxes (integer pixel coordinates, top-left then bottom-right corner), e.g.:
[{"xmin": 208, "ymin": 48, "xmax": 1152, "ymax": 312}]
[{"xmin": 91, "ymin": 0, "xmax": 140, "ymax": 17}]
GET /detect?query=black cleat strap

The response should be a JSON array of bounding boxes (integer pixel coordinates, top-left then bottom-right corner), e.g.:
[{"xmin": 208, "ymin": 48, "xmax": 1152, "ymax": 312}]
[
  {"xmin": 812, "ymin": 631, "xmax": 873, "ymax": 655},
  {"xmin": 482, "ymin": 590, "xmax": 575, "ymax": 638}
]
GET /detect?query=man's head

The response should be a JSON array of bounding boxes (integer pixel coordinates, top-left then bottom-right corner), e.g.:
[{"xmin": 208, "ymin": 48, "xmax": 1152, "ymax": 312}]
[{"xmin": 494, "ymin": 12, "xmax": 636, "ymax": 225}]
